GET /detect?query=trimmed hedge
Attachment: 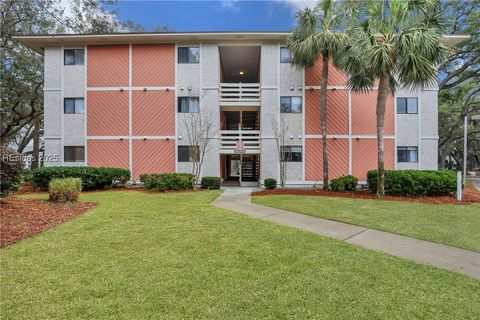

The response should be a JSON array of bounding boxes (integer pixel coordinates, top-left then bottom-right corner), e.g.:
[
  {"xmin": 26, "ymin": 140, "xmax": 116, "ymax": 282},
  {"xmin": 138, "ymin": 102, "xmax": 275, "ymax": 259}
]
[
  {"xmin": 367, "ymin": 170, "xmax": 456, "ymax": 197},
  {"xmin": 49, "ymin": 178, "xmax": 82, "ymax": 203},
  {"xmin": 330, "ymin": 175, "xmax": 358, "ymax": 192},
  {"xmin": 0, "ymin": 147, "xmax": 23, "ymax": 197},
  {"xmin": 201, "ymin": 177, "xmax": 221, "ymax": 189},
  {"xmin": 140, "ymin": 173, "xmax": 194, "ymax": 191},
  {"xmin": 30, "ymin": 167, "xmax": 130, "ymax": 190},
  {"xmin": 264, "ymin": 178, "xmax": 277, "ymax": 189}
]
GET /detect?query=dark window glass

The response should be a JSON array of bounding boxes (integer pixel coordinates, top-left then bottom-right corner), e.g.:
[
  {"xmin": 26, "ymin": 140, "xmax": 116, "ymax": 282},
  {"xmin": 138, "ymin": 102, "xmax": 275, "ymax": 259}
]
[
  {"xmin": 64, "ymin": 49, "xmax": 84, "ymax": 65},
  {"xmin": 178, "ymin": 47, "xmax": 199, "ymax": 64},
  {"xmin": 397, "ymin": 97, "xmax": 418, "ymax": 114},
  {"xmin": 178, "ymin": 146, "xmax": 200, "ymax": 162},
  {"xmin": 64, "ymin": 50, "xmax": 75, "ymax": 65},
  {"xmin": 397, "ymin": 147, "xmax": 418, "ymax": 163},
  {"xmin": 64, "ymin": 99, "xmax": 75, "ymax": 113},
  {"xmin": 64, "ymin": 98, "xmax": 84, "ymax": 114},
  {"xmin": 281, "ymin": 146, "xmax": 303, "ymax": 162},
  {"xmin": 178, "ymin": 97, "xmax": 200, "ymax": 113},
  {"xmin": 280, "ymin": 97, "xmax": 290, "ymax": 112},
  {"xmin": 397, "ymin": 98, "xmax": 407, "ymax": 113},
  {"xmin": 280, "ymin": 96, "xmax": 302, "ymax": 113},
  {"xmin": 64, "ymin": 146, "xmax": 85, "ymax": 162},
  {"xmin": 280, "ymin": 47, "xmax": 291, "ymax": 63}
]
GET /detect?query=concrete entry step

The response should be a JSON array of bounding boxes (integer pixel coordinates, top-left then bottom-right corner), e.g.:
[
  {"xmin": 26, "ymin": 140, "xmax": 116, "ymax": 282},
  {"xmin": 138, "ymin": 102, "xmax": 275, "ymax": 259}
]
[
  {"xmin": 222, "ymin": 180, "xmax": 241, "ymax": 187},
  {"xmin": 240, "ymin": 181, "xmax": 259, "ymax": 187}
]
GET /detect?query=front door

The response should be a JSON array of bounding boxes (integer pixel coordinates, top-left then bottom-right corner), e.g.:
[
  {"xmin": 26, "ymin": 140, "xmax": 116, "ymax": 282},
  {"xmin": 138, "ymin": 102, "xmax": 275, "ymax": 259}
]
[
  {"xmin": 224, "ymin": 155, "xmax": 241, "ymax": 183},
  {"xmin": 230, "ymin": 159, "xmax": 241, "ymax": 177}
]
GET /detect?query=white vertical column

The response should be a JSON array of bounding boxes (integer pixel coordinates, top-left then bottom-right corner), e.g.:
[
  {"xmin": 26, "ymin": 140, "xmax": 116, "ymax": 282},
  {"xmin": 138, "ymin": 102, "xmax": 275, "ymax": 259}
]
[
  {"xmin": 348, "ymin": 89, "xmax": 352, "ymax": 175},
  {"xmin": 128, "ymin": 44, "xmax": 133, "ymax": 177},
  {"xmin": 60, "ymin": 45, "xmax": 65, "ymax": 165},
  {"xmin": 84, "ymin": 45, "xmax": 88, "ymax": 166},
  {"xmin": 174, "ymin": 44, "xmax": 178, "ymax": 172},
  {"xmin": 393, "ymin": 92, "xmax": 397, "ymax": 169},
  {"xmin": 417, "ymin": 91, "xmax": 422, "ymax": 168},
  {"xmin": 276, "ymin": 44, "xmax": 281, "ymax": 183},
  {"xmin": 302, "ymin": 67, "xmax": 306, "ymax": 181},
  {"xmin": 463, "ymin": 116, "xmax": 467, "ymax": 186}
]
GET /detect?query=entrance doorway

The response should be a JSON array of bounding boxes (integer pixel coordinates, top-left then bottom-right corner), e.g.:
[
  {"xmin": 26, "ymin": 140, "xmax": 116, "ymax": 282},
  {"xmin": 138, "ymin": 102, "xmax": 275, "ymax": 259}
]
[{"xmin": 221, "ymin": 154, "xmax": 260, "ymax": 186}]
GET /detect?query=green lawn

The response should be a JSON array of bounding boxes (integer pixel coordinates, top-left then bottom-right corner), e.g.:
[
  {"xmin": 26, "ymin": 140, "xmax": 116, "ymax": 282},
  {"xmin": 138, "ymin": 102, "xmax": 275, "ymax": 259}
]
[
  {"xmin": 1, "ymin": 191, "xmax": 479, "ymax": 319},
  {"xmin": 253, "ymin": 195, "xmax": 480, "ymax": 252}
]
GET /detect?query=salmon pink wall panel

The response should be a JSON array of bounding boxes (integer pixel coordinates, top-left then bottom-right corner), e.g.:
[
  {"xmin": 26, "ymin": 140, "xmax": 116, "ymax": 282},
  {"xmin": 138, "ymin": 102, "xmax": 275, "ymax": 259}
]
[
  {"xmin": 87, "ymin": 91, "xmax": 129, "ymax": 136},
  {"xmin": 87, "ymin": 45, "xmax": 129, "ymax": 87},
  {"xmin": 326, "ymin": 90, "xmax": 348, "ymax": 134},
  {"xmin": 305, "ymin": 90, "xmax": 321, "ymax": 134},
  {"xmin": 305, "ymin": 58, "xmax": 348, "ymax": 86},
  {"xmin": 305, "ymin": 90, "xmax": 348, "ymax": 135},
  {"xmin": 132, "ymin": 140, "xmax": 175, "ymax": 179},
  {"xmin": 352, "ymin": 92, "xmax": 394, "ymax": 135},
  {"xmin": 132, "ymin": 91, "xmax": 175, "ymax": 136},
  {"xmin": 352, "ymin": 139, "xmax": 394, "ymax": 180},
  {"xmin": 87, "ymin": 140, "xmax": 129, "ymax": 169},
  {"xmin": 305, "ymin": 138, "xmax": 349, "ymax": 181},
  {"xmin": 132, "ymin": 44, "xmax": 174, "ymax": 87}
]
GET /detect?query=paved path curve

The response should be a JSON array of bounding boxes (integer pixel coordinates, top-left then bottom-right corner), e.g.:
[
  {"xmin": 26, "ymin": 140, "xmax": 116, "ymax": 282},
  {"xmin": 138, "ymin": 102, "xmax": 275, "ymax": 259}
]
[
  {"xmin": 212, "ymin": 187, "xmax": 480, "ymax": 279},
  {"xmin": 469, "ymin": 177, "xmax": 480, "ymax": 192}
]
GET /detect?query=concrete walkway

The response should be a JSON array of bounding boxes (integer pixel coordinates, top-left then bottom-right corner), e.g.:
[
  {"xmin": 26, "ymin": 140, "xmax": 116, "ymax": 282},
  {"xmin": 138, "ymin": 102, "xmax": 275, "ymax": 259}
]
[
  {"xmin": 469, "ymin": 177, "xmax": 480, "ymax": 192},
  {"xmin": 212, "ymin": 187, "xmax": 480, "ymax": 279}
]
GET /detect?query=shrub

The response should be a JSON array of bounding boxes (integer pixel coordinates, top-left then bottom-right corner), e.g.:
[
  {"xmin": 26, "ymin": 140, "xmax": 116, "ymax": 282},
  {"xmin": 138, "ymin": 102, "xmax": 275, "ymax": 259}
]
[
  {"xmin": 48, "ymin": 178, "xmax": 82, "ymax": 203},
  {"xmin": 0, "ymin": 147, "xmax": 23, "ymax": 197},
  {"xmin": 201, "ymin": 176, "xmax": 221, "ymax": 189},
  {"xmin": 140, "ymin": 173, "xmax": 194, "ymax": 191},
  {"xmin": 264, "ymin": 178, "xmax": 277, "ymax": 189},
  {"xmin": 30, "ymin": 167, "xmax": 130, "ymax": 190},
  {"xmin": 330, "ymin": 175, "xmax": 358, "ymax": 192},
  {"xmin": 367, "ymin": 170, "xmax": 456, "ymax": 197}
]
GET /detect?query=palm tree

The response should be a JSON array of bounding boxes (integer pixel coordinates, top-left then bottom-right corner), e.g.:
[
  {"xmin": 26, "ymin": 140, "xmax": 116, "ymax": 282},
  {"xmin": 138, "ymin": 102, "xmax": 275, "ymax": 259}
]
[
  {"xmin": 337, "ymin": 0, "xmax": 448, "ymax": 196},
  {"xmin": 288, "ymin": 0, "xmax": 347, "ymax": 190}
]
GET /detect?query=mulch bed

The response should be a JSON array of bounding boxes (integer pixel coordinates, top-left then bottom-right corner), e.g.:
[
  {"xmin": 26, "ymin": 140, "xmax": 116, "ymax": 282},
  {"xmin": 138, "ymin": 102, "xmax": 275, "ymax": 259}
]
[
  {"xmin": 0, "ymin": 197, "xmax": 97, "ymax": 248},
  {"xmin": 252, "ymin": 186, "xmax": 480, "ymax": 205},
  {"xmin": 14, "ymin": 183, "xmax": 208, "ymax": 195}
]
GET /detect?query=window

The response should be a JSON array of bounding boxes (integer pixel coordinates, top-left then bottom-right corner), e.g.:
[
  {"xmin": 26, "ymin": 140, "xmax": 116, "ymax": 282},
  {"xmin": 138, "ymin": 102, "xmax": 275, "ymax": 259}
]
[
  {"xmin": 281, "ymin": 146, "xmax": 303, "ymax": 162},
  {"xmin": 280, "ymin": 97, "xmax": 302, "ymax": 113},
  {"xmin": 397, "ymin": 147, "xmax": 418, "ymax": 163},
  {"xmin": 178, "ymin": 97, "xmax": 200, "ymax": 113},
  {"xmin": 178, "ymin": 146, "xmax": 199, "ymax": 162},
  {"xmin": 64, "ymin": 49, "xmax": 84, "ymax": 65},
  {"xmin": 280, "ymin": 47, "xmax": 291, "ymax": 63},
  {"xmin": 178, "ymin": 47, "xmax": 199, "ymax": 64},
  {"xmin": 397, "ymin": 97, "xmax": 418, "ymax": 114},
  {"xmin": 64, "ymin": 146, "xmax": 85, "ymax": 162},
  {"xmin": 64, "ymin": 98, "xmax": 84, "ymax": 114}
]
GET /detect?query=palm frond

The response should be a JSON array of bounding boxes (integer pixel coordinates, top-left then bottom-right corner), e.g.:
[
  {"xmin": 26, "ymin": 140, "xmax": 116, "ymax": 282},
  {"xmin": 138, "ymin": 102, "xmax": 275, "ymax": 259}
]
[
  {"xmin": 288, "ymin": 0, "xmax": 349, "ymax": 68},
  {"xmin": 341, "ymin": 0, "xmax": 446, "ymax": 93}
]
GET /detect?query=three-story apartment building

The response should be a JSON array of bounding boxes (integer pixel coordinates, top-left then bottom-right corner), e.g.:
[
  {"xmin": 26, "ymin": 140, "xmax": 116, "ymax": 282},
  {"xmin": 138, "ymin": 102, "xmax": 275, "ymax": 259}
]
[{"xmin": 16, "ymin": 32, "xmax": 465, "ymax": 186}]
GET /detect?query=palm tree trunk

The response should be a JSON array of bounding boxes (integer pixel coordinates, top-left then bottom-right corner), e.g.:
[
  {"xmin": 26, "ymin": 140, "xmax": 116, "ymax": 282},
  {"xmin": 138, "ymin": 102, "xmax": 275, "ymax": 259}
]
[
  {"xmin": 375, "ymin": 75, "xmax": 389, "ymax": 197},
  {"xmin": 320, "ymin": 53, "xmax": 330, "ymax": 190}
]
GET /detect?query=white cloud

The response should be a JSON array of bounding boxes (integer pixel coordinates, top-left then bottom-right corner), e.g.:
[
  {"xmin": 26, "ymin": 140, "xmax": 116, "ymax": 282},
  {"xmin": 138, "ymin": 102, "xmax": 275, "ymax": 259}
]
[
  {"xmin": 283, "ymin": 0, "xmax": 317, "ymax": 11},
  {"xmin": 284, "ymin": 0, "xmax": 318, "ymax": 9},
  {"xmin": 219, "ymin": 0, "xmax": 240, "ymax": 12},
  {"xmin": 57, "ymin": 0, "xmax": 121, "ymax": 33}
]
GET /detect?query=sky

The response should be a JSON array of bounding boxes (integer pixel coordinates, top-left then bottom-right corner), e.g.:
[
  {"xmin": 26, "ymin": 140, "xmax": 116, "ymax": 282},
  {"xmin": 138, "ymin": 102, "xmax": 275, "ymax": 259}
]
[{"xmin": 106, "ymin": 0, "xmax": 317, "ymax": 32}]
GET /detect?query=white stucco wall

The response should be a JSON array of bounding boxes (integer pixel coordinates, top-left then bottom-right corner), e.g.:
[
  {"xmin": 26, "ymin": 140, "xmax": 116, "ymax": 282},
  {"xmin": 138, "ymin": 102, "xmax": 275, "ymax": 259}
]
[{"xmin": 396, "ymin": 86, "xmax": 438, "ymax": 170}]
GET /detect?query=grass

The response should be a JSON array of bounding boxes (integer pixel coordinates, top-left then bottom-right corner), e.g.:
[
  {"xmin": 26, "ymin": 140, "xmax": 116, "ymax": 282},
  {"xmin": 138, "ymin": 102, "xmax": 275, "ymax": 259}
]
[
  {"xmin": 1, "ymin": 191, "xmax": 479, "ymax": 319},
  {"xmin": 252, "ymin": 195, "xmax": 480, "ymax": 252}
]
